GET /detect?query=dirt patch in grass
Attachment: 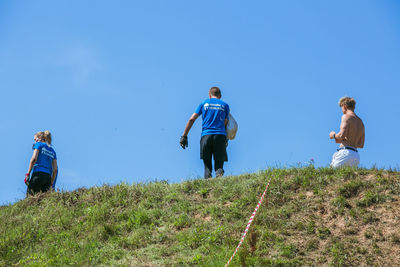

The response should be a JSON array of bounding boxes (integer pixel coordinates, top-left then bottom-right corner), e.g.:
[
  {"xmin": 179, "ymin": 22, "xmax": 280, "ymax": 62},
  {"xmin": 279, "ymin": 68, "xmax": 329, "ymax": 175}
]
[
  {"xmin": 281, "ymin": 173, "xmax": 400, "ymax": 266},
  {"xmin": 367, "ymin": 199, "xmax": 400, "ymax": 265},
  {"xmin": 364, "ymin": 173, "xmax": 377, "ymax": 182},
  {"xmin": 325, "ymin": 190, "xmax": 400, "ymax": 265},
  {"xmin": 305, "ymin": 191, "xmax": 314, "ymax": 198},
  {"xmin": 194, "ymin": 213, "xmax": 212, "ymax": 222},
  {"xmin": 224, "ymin": 201, "xmax": 232, "ymax": 207}
]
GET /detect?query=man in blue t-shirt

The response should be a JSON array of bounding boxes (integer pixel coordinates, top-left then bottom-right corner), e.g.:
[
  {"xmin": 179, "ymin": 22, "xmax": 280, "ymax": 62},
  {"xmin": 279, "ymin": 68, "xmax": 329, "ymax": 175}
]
[{"xmin": 180, "ymin": 87, "xmax": 230, "ymax": 178}]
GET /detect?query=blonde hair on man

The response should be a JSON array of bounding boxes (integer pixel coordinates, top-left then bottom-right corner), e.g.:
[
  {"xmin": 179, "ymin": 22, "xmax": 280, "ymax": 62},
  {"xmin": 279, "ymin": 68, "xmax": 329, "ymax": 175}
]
[
  {"xmin": 35, "ymin": 130, "xmax": 52, "ymax": 145},
  {"xmin": 338, "ymin": 96, "xmax": 356, "ymax": 111}
]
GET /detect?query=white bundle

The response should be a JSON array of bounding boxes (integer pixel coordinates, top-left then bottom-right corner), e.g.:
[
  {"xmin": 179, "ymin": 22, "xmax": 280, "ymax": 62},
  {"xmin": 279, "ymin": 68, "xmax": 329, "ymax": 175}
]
[{"xmin": 226, "ymin": 113, "xmax": 238, "ymax": 140}]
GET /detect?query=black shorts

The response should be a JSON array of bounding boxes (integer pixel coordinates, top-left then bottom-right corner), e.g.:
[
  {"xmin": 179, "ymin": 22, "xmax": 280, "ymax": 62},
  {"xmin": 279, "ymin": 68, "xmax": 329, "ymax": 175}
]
[
  {"xmin": 200, "ymin": 134, "xmax": 228, "ymax": 161},
  {"xmin": 27, "ymin": 172, "xmax": 51, "ymax": 195}
]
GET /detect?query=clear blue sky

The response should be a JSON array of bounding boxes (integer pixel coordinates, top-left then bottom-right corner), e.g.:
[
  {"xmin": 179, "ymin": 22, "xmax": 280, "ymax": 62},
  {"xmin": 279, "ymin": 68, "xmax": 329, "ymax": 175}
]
[{"xmin": 1, "ymin": 1, "xmax": 400, "ymax": 205}]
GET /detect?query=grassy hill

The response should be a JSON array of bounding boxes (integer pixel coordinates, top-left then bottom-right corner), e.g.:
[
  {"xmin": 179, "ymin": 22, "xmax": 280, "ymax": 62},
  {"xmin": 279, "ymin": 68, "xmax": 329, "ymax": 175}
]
[{"xmin": 1, "ymin": 166, "xmax": 400, "ymax": 266}]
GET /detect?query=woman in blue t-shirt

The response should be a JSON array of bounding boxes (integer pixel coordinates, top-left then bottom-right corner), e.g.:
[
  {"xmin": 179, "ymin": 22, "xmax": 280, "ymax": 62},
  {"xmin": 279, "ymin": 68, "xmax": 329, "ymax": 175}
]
[{"xmin": 25, "ymin": 131, "xmax": 58, "ymax": 195}]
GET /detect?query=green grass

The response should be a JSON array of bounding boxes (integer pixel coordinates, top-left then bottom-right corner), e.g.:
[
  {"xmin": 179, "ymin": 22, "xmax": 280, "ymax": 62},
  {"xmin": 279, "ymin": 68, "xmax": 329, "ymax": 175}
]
[{"xmin": 1, "ymin": 167, "xmax": 400, "ymax": 266}]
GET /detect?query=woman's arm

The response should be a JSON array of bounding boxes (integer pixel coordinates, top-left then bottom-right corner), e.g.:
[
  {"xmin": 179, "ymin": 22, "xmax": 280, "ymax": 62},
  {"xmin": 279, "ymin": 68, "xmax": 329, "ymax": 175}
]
[
  {"xmin": 51, "ymin": 159, "xmax": 58, "ymax": 186},
  {"xmin": 27, "ymin": 149, "xmax": 39, "ymax": 175}
]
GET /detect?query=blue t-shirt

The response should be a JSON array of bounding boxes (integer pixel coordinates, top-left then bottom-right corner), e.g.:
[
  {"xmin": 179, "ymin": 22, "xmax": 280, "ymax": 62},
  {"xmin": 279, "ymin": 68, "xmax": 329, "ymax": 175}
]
[
  {"xmin": 32, "ymin": 142, "xmax": 57, "ymax": 175},
  {"xmin": 195, "ymin": 98, "xmax": 230, "ymax": 136}
]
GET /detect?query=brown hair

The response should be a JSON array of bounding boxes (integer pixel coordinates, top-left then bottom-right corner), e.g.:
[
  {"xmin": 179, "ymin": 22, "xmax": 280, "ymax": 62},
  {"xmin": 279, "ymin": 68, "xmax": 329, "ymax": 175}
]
[
  {"xmin": 209, "ymin": 87, "xmax": 221, "ymax": 97},
  {"xmin": 338, "ymin": 96, "xmax": 356, "ymax": 111},
  {"xmin": 35, "ymin": 130, "xmax": 52, "ymax": 145}
]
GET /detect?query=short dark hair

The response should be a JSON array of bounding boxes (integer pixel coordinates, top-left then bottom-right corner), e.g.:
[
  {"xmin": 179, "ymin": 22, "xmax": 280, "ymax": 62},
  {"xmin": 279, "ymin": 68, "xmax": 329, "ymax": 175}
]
[{"xmin": 209, "ymin": 87, "xmax": 221, "ymax": 97}]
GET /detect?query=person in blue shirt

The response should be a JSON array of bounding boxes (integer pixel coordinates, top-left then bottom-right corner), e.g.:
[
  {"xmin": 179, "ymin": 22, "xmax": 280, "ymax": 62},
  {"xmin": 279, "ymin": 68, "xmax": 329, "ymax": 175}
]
[
  {"xmin": 25, "ymin": 131, "xmax": 58, "ymax": 195},
  {"xmin": 180, "ymin": 87, "xmax": 230, "ymax": 178}
]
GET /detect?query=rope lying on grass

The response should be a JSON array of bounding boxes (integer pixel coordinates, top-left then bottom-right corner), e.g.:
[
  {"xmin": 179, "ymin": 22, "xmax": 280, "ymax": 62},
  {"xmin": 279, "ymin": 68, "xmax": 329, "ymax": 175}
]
[{"xmin": 225, "ymin": 176, "xmax": 272, "ymax": 267}]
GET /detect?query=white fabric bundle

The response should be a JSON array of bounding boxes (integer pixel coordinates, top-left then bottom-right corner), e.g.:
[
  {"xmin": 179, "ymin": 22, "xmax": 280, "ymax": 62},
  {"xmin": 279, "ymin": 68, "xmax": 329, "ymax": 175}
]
[{"xmin": 226, "ymin": 113, "xmax": 238, "ymax": 140}]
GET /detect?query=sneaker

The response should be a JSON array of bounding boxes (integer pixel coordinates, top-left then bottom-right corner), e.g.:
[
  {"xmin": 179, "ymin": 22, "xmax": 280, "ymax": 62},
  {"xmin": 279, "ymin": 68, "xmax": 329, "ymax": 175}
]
[{"xmin": 216, "ymin": 169, "xmax": 224, "ymax": 177}]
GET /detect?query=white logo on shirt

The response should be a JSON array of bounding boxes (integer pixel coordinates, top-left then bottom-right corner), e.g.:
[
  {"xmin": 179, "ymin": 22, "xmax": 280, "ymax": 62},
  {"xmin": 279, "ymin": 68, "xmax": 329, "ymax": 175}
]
[
  {"xmin": 204, "ymin": 103, "xmax": 225, "ymax": 111},
  {"xmin": 41, "ymin": 147, "xmax": 55, "ymax": 159}
]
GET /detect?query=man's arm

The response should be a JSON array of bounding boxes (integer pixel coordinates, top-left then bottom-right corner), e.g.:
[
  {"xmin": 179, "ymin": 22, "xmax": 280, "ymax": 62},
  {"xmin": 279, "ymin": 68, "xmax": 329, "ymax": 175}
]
[
  {"xmin": 330, "ymin": 115, "xmax": 348, "ymax": 142},
  {"xmin": 180, "ymin": 113, "xmax": 200, "ymax": 149},
  {"xmin": 182, "ymin": 113, "xmax": 199, "ymax": 137}
]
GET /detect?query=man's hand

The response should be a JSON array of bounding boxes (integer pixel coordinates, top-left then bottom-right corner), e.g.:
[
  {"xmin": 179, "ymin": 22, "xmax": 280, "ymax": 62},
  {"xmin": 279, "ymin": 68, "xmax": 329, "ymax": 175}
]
[
  {"xmin": 329, "ymin": 131, "xmax": 336, "ymax": 139},
  {"xmin": 24, "ymin": 173, "xmax": 30, "ymax": 186},
  {"xmin": 180, "ymin": 136, "xmax": 188, "ymax": 149}
]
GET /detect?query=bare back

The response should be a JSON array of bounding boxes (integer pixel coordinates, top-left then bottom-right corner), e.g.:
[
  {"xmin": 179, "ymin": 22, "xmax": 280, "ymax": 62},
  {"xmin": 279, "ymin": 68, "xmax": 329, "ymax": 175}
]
[{"xmin": 338, "ymin": 114, "xmax": 365, "ymax": 148}]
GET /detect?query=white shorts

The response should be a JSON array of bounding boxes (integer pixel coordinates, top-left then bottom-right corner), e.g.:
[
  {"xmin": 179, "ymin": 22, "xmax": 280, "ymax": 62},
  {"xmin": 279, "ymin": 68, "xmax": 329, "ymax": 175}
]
[{"xmin": 330, "ymin": 148, "xmax": 360, "ymax": 168}]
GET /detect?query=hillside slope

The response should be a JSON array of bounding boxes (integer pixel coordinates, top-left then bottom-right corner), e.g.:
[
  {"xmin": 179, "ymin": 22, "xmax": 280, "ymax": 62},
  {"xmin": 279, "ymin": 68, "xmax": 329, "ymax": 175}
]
[{"xmin": 1, "ymin": 167, "xmax": 400, "ymax": 266}]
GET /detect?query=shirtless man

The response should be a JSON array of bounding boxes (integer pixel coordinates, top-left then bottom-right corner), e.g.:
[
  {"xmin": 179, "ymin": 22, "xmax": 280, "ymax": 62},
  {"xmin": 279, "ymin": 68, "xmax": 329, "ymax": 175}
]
[{"xmin": 329, "ymin": 97, "xmax": 365, "ymax": 168}]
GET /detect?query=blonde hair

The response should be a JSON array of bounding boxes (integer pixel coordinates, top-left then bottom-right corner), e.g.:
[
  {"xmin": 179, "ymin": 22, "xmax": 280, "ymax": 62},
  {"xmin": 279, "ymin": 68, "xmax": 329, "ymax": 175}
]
[
  {"xmin": 35, "ymin": 130, "xmax": 52, "ymax": 145},
  {"xmin": 338, "ymin": 96, "xmax": 356, "ymax": 111}
]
